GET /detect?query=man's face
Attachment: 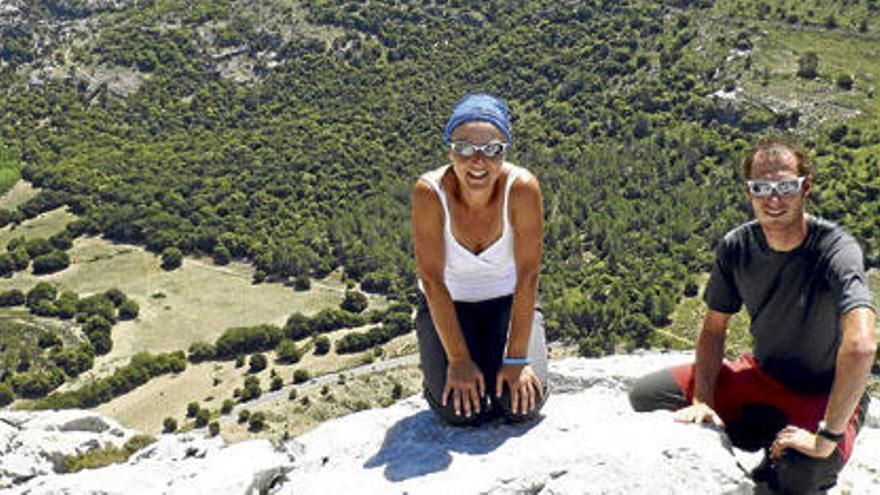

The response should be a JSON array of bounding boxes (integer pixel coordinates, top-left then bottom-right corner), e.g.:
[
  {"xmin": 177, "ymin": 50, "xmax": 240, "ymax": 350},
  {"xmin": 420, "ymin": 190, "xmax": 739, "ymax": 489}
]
[{"xmin": 746, "ymin": 149, "xmax": 811, "ymax": 230}]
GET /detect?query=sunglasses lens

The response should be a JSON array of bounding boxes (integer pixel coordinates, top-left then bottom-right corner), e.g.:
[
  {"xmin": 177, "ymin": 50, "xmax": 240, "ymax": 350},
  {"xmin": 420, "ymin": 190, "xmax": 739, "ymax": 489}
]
[
  {"xmin": 451, "ymin": 142, "xmax": 475, "ymax": 157},
  {"xmin": 749, "ymin": 182, "xmax": 771, "ymax": 196},
  {"xmin": 776, "ymin": 179, "xmax": 801, "ymax": 196},
  {"xmin": 483, "ymin": 143, "xmax": 504, "ymax": 157}
]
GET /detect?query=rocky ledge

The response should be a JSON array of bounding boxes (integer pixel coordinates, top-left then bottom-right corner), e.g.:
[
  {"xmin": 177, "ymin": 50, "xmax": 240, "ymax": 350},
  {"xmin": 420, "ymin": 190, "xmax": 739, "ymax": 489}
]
[{"xmin": 4, "ymin": 352, "xmax": 879, "ymax": 494}]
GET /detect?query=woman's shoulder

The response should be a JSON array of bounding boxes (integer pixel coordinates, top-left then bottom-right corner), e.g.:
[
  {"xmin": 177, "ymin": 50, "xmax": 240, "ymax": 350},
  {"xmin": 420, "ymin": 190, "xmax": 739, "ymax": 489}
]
[
  {"xmin": 417, "ymin": 164, "xmax": 451, "ymax": 185},
  {"xmin": 506, "ymin": 163, "xmax": 541, "ymax": 196}
]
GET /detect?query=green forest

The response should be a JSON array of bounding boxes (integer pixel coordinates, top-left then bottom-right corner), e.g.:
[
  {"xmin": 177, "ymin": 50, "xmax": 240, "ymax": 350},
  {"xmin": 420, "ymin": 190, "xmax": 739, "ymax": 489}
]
[{"xmin": 1, "ymin": 0, "xmax": 879, "ymax": 361}]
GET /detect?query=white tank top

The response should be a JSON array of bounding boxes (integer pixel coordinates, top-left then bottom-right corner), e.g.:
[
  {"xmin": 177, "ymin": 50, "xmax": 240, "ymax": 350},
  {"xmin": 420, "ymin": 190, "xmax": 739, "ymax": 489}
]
[{"xmin": 418, "ymin": 162, "xmax": 523, "ymax": 302}]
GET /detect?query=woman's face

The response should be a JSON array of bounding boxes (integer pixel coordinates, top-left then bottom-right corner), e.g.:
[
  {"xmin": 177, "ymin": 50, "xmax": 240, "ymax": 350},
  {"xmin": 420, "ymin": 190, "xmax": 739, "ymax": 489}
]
[{"xmin": 446, "ymin": 121, "xmax": 507, "ymax": 193}]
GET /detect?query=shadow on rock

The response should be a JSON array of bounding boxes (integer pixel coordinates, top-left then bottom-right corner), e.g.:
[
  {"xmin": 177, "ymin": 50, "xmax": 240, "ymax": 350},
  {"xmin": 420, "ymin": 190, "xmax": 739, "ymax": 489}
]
[{"xmin": 363, "ymin": 410, "xmax": 543, "ymax": 481}]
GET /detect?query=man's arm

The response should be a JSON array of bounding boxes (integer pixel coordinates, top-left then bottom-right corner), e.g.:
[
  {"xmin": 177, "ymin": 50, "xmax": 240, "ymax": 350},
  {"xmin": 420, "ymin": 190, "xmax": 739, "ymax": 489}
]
[
  {"xmin": 675, "ymin": 309, "xmax": 730, "ymax": 425},
  {"xmin": 772, "ymin": 306, "xmax": 877, "ymax": 459}
]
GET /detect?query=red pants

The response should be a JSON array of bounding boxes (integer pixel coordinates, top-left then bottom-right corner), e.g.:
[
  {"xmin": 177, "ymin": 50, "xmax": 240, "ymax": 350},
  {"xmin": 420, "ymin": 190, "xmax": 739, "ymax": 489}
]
[{"xmin": 669, "ymin": 355, "xmax": 859, "ymax": 461}]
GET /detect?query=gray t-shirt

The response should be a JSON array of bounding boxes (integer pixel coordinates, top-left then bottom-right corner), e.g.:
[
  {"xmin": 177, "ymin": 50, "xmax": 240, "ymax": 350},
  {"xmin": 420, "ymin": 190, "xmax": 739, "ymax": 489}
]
[{"xmin": 704, "ymin": 216, "xmax": 875, "ymax": 393}]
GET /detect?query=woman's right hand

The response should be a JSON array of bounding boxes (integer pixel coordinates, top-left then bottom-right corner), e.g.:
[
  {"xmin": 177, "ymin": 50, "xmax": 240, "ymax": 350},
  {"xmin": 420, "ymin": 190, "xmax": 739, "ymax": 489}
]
[{"xmin": 443, "ymin": 358, "xmax": 486, "ymax": 418}]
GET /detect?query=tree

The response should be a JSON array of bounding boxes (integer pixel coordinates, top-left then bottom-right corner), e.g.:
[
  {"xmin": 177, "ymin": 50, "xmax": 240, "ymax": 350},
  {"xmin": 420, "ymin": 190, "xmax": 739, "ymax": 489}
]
[
  {"xmin": 284, "ymin": 312, "xmax": 312, "ymax": 340},
  {"xmin": 797, "ymin": 52, "xmax": 818, "ymax": 79},
  {"xmin": 160, "ymin": 247, "xmax": 183, "ymax": 270},
  {"xmin": 32, "ymin": 250, "xmax": 70, "ymax": 274},
  {"xmin": 340, "ymin": 290, "xmax": 368, "ymax": 313}
]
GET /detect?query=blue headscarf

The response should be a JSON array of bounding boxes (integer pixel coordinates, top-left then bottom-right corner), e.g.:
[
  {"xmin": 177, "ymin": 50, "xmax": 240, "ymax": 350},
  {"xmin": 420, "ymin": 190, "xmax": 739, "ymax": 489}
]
[{"xmin": 442, "ymin": 93, "xmax": 512, "ymax": 144}]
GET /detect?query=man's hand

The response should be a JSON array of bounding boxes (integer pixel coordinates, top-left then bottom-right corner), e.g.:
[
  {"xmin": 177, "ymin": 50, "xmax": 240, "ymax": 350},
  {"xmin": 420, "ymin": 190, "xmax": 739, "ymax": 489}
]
[
  {"xmin": 443, "ymin": 358, "xmax": 485, "ymax": 418},
  {"xmin": 674, "ymin": 402, "xmax": 725, "ymax": 427},
  {"xmin": 770, "ymin": 425, "xmax": 838, "ymax": 460},
  {"xmin": 495, "ymin": 364, "xmax": 544, "ymax": 415}
]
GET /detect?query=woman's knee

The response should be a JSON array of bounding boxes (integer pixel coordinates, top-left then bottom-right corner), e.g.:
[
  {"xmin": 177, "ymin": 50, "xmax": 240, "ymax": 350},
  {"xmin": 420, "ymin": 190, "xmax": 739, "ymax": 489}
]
[
  {"xmin": 498, "ymin": 383, "xmax": 548, "ymax": 423},
  {"xmin": 423, "ymin": 387, "xmax": 490, "ymax": 427}
]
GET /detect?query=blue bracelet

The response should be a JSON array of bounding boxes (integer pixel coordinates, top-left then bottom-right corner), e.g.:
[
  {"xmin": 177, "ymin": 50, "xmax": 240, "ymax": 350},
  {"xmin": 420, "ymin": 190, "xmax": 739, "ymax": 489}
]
[{"xmin": 502, "ymin": 357, "xmax": 529, "ymax": 366}]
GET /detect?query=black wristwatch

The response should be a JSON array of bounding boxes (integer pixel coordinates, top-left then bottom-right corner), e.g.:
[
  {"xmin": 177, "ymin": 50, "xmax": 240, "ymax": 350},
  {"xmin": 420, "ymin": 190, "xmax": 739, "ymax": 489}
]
[{"xmin": 816, "ymin": 421, "xmax": 845, "ymax": 443}]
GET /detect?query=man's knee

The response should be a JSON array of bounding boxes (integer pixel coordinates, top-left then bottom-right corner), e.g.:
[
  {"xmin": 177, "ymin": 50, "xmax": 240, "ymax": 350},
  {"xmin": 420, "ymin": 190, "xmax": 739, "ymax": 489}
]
[
  {"xmin": 774, "ymin": 449, "xmax": 843, "ymax": 495},
  {"xmin": 628, "ymin": 369, "xmax": 687, "ymax": 412}
]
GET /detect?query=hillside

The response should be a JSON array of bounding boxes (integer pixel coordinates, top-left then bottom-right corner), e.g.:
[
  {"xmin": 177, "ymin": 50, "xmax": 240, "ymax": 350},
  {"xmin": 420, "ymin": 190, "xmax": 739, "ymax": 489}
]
[{"xmin": 1, "ymin": 0, "xmax": 880, "ymax": 431}]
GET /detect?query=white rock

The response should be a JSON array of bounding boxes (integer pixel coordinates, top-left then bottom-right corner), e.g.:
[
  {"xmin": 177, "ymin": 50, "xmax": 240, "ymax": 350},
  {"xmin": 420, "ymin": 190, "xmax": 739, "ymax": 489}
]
[{"xmin": 3, "ymin": 352, "xmax": 879, "ymax": 495}]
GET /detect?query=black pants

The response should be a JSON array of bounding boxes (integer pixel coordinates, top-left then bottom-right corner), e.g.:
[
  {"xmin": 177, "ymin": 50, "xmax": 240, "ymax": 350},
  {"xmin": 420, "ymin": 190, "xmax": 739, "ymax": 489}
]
[
  {"xmin": 630, "ymin": 368, "xmax": 867, "ymax": 494},
  {"xmin": 416, "ymin": 294, "xmax": 548, "ymax": 426}
]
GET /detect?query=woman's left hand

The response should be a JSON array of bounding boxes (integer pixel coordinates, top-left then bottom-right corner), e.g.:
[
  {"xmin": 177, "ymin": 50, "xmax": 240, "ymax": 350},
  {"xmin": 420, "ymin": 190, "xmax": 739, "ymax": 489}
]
[{"xmin": 495, "ymin": 364, "xmax": 544, "ymax": 415}]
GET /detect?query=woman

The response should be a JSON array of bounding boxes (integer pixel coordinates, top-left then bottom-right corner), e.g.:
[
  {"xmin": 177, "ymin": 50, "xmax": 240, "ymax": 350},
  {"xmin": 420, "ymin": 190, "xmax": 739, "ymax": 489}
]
[{"xmin": 412, "ymin": 93, "xmax": 548, "ymax": 426}]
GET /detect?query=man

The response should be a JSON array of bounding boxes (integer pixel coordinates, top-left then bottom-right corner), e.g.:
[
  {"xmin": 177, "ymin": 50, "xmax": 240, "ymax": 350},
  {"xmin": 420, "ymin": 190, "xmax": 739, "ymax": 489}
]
[{"xmin": 629, "ymin": 137, "xmax": 876, "ymax": 493}]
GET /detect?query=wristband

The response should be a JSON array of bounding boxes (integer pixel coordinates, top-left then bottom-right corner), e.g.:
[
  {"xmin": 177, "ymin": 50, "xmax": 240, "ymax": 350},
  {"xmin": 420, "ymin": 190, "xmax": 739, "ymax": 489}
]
[
  {"xmin": 816, "ymin": 421, "xmax": 845, "ymax": 443},
  {"xmin": 502, "ymin": 357, "xmax": 529, "ymax": 366}
]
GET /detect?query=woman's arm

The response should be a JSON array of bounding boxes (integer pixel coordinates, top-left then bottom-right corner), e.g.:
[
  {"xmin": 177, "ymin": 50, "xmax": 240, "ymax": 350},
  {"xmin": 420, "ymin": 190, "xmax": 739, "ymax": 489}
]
[
  {"xmin": 495, "ymin": 170, "xmax": 544, "ymax": 414},
  {"xmin": 412, "ymin": 178, "xmax": 485, "ymax": 417}
]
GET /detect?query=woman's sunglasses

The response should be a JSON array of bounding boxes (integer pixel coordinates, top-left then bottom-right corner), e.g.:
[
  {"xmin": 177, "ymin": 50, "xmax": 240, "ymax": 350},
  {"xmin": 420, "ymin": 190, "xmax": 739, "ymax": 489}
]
[
  {"xmin": 746, "ymin": 177, "xmax": 806, "ymax": 198},
  {"xmin": 448, "ymin": 141, "xmax": 509, "ymax": 158}
]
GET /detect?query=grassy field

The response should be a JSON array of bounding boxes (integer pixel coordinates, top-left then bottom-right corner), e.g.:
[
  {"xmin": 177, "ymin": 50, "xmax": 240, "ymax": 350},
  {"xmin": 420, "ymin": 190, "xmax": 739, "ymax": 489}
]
[
  {"xmin": 92, "ymin": 331, "xmax": 418, "ymax": 436},
  {"xmin": 0, "ymin": 180, "xmax": 38, "ymax": 211},
  {"xmin": 0, "ymin": 185, "xmax": 404, "ymax": 436}
]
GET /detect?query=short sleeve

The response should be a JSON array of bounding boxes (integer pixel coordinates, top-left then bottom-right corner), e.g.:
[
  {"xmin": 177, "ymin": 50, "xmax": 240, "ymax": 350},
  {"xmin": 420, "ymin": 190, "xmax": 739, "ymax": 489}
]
[
  {"xmin": 825, "ymin": 234, "xmax": 875, "ymax": 314},
  {"xmin": 703, "ymin": 238, "xmax": 743, "ymax": 314}
]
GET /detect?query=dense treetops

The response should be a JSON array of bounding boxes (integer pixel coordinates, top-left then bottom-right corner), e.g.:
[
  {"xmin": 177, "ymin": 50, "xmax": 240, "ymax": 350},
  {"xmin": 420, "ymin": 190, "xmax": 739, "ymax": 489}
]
[{"xmin": 1, "ymin": 0, "xmax": 878, "ymax": 357}]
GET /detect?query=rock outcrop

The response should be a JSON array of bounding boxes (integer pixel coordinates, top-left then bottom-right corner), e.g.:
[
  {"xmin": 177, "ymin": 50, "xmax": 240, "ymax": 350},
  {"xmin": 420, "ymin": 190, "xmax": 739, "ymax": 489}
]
[{"xmin": 4, "ymin": 352, "xmax": 880, "ymax": 494}]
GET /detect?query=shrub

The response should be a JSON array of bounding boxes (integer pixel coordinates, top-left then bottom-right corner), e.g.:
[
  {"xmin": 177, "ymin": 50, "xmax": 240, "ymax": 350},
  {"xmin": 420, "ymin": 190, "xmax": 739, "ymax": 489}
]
[
  {"xmin": 221, "ymin": 398, "xmax": 234, "ymax": 414},
  {"xmin": 238, "ymin": 409, "xmax": 251, "ymax": 423},
  {"xmin": 24, "ymin": 237, "xmax": 53, "ymax": 259},
  {"xmin": 270, "ymin": 375, "xmax": 283, "ymax": 391},
  {"xmin": 51, "ymin": 343, "xmax": 95, "ymax": 378},
  {"xmin": 11, "ymin": 367, "xmax": 66, "ymax": 398},
  {"xmin": 391, "ymin": 382, "xmax": 404, "ymax": 399},
  {"xmin": 293, "ymin": 275, "xmax": 310, "ymax": 291},
  {"xmin": 797, "ymin": 51, "xmax": 818, "ymax": 79},
  {"xmin": 276, "ymin": 339, "xmax": 301, "ymax": 364},
  {"xmin": 0, "ymin": 289, "xmax": 25, "ymax": 306},
  {"xmin": 160, "ymin": 247, "xmax": 183, "ymax": 270},
  {"xmin": 292, "ymin": 369, "xmax": 310, "ymax": 384},
  {"xmin": 248, "ymin": 411, "xmax": 266, "ymax": 432},
  {"xmin": 0, "ymin": 382, "xmax": 15, "ymax": 406},
  {"xmin": 837, "ymin": 73, "xmax": 854, "ymax": 91},
  {"xmin": 26, "ymin": 282, "xmax": 57, "ymax": 308},
  {"xmin": 249, "ymin": 353, "xmax": 268, "ymax": 373},
  {"xmin": 103, "ymin": 288, "xmax": 127, "ymax": 307},
  {"xmin": 186, "ymin": 402, "xmax": 200, "ymax": 418},
  {"xmin": 313, "ymin": 335, "xmax": 331, "ymax": 355},
  {"xmin": 76, "ymin": 295, "xmax": 117, "ymax": 323},
  {"xmin": 187, "ymin": 341, "xmax": 216, "ymax": 363},
  {"xmin": 32, "ymin": 250, "xmax": 70, "ymax": 274},
  {"xmin": 288, "ymin": 388, "xmax": 298, "ymax": 400},
  {"xmin": 284, "ymin": 312, "xmax": 312, "ymax": 340},
  {"xmin": 195, "ymin": 408, "xmax": 211, "ymax": 428},
  {"xmin": 240, "ymin": 376, "xmax": 262, "ymax": 402},
  {"xmin": 214, "ymin": 324, "xmax": 282, "ymax": 358},
  {"xmin": 208, "ymin": 421, "xmax": 220, "ymax": 437},
  {"xmin": 118, "ymin": 299, "xmax": 139, "ymax": 320},
  {"xmin": 163, "ymin": 417, "xmax": 178, "ymax": 433}
]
